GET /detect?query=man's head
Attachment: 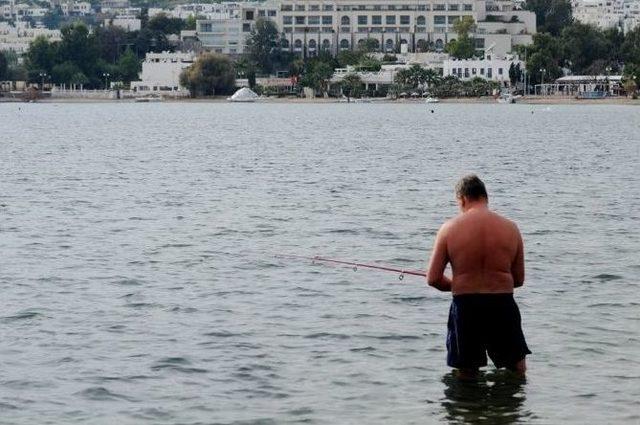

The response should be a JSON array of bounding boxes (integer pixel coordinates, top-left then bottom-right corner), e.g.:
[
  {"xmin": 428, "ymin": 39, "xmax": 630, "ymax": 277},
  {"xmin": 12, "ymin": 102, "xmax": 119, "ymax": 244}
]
[{"xmin": 455, "ymin": 174, "xmax": 488, "ymax": 211}]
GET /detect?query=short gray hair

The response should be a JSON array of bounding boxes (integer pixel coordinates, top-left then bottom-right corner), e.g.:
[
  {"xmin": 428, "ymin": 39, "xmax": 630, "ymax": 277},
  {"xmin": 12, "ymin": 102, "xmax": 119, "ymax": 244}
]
[{"xmin": 455, "ymin": 175, "xmax": 488, "ymax": 200}]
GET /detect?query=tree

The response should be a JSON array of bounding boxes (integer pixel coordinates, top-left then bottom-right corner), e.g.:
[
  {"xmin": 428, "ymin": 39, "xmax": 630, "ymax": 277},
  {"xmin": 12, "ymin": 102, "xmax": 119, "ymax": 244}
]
[
  {"xmin": 340, "ymin": 73, "xmax": 363, "ymax": 100},
  {"xmin": 416, "ymin": 39, "xmax": 435, "ymax": 53},
  {"xmin": 358, "ymin": 38, "xmax": 380, "ymax": 53},
  {"xmin": 117, "ymin": 48, "xmax": 140, "ymax": 84},
  {"xmin": 180, "ymin": 53, "xmax": 236, "ymax": 97},
  {"xmin": 147, "ymin": 13, "xmax": 184, "ymax": 35},
  {"xmin": 560, "ymin": 22, "xmax": 612, "ymax": 74},
  {"xmin": 299, "ymin": 60, "xmax": 334, "ymax": 94},
  {"xmin": 525, "ymin": 0, "xmax": 573, "ymax": 36},
  {"xmin": 394, "ymin": 64, "xmax": 429, "ymax": 89},
  {"xmin": 445, "ymin": 16, "xmax": 476, "ymax": 59},
  {"xmin": 185, "ymin": 15, "xmax": 197, "ymax": 31},
  {"xmin": 58, "ymin": 23, "xmax": 99, "ymax": 83},
  {"xmin": 0, "ymin": 51, "xmax": 7, "ymax": 81},
  {"xmin": 94, "ymin": 25, "xmax": 130, "ymax": 63},
  {"xmin": 25, "ymin": 36, "xmax": 57, "ymax": 76},
  {"xmin": 246, "ymin": 18, "xmax": 279, "ymax": 73},
  {"xmin": 621, "ymin": 27, "xmax": 640, "ymax": 65},
  {"xmin": 42, "ymin": 5, "xmax": 63, "ymax": 29},
  {"xmin": 51, "ymin": 61, "xmax": 83, "ymax": 84}
]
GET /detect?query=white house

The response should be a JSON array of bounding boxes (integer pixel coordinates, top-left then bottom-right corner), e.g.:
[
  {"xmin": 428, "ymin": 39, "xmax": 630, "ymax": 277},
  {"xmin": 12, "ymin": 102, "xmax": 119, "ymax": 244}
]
[
  {"xmin": 130, "ymin": 51, "xmax": 195, "ymax": 97},
  {"xmin": 0, "ymin": 22, "xmax": 61, "ymax": 54},
  {"xmin": 443, "ymin": 54, "xmax": 523, "ymax": 86}
]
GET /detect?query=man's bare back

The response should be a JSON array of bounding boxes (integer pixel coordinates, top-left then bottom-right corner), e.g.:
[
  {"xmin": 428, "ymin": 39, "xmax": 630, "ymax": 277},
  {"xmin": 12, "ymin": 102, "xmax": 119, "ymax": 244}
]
[
  {"xmin": 429, "ymin": 205, "xmax": 524, "ymax": 295},
  {"xmin": 427, "ymin": 175, "xmax": 530, "ymax": 376}
]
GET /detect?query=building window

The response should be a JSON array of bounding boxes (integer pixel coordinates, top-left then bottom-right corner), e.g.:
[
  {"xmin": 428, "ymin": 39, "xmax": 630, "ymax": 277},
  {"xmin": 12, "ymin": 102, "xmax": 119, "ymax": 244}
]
[
  {"xmin": 498, "ymin": 68, "xmax": 503, "ymax": 75},
  {"xmin": 308, "ymin": 15, "xmax": 320, "ymax": 24},
  {"xmin": 417, "ymin": 16, "xmax": 426, "ymax": 25},
  {"xmin": 322, "ymin": 39, "xmax": 330, "ymax": 49},
  {"xmin": 448, "ymin": 16, "xmax": 460, "ymax": 24},
  {"xmin": 434, "ymin": 16, "xmax": 446, "ymax": 25},
  {"xmin": 245, "ymin": 11, "xmax": 254, "ymax": 20},
  {"xmin": 199, "ymin": 23, "xmax": 212, "ymax": 32},
  {"xmin": 449, "ymin": 4, "xmax": 459, "ymax": 10},
  {"xmin": 386, "ymin": 15, "xmax": 396, "ymax": 24},
  {"xmin": 309, "ymin": 39, "xmax": 317, "ymax": 49},
  {"xmin": 310, "ymin": 4, "xmax": 319, "ymax": 10},
  {"xmin": 258, "ymin": 10, "xmax": 265, "ymax": 16},
  {"xmin": 385, "ymin": 38, "xmax": 394, "ymax": 51},
  {"xmin": 281, "ymin": 39, "xmax": 290, "ymax": 48},
  {"xmin": 295, "ymin": 4, "xmax": 305, "ymax": 11},
  {"xmin": 487, "ymin": 68, "xmax": 492, "ymax": 78},
  {"xmin": 472, "ymin": 68, "xmax": 476, "ymax": 74},
  {"xmin": 464, "ymin": 68, "xmax": 469, "ymax": 78},
  {"xmin": 295, "ymin": 16, "xmax": 305, "ymax": 24},
  {"xmin": 281, "ymin": 5, "xmax": 292, "ymax": 11},
  {"xmin": 283, "ymin": 16, "xmax": 292, "ymax": 24},
  {"xmin": 268, "ymin": 10, "xmax": 277, "ymax": 16},
  {"xmin": 372, "ymin": 15, "xmax": 382, "ymax": 25},
  {"xmin": 400, "ymin": 15, "xmax": 410, "ymax": 24},
  {"xmin": 358, "ymin": 15, "xmax": 367, "ymax": 25},
  {"xmin": 322, "ymin": 15, "xmax": 332, "ymax": 24},
  {"xmin": 243, "ymin": 23, "xmax": 251, "ymax": 32},
  {"xmin": 340, "ymin": 38, "xmax": 349, "ymax": 49},
  {"xmin": 341, "ymin": 16, "xmax": 350, "ymax": 25},
  {"xmin": 323, "ymin": 4, "xmax": 333, "ymax": 10},
  {"xmin": 294, "ymin": 39, "xmax": 302, "ymax": 48},
  {"xmin": 480, "ymin": 68, "xmax": 484, "ymax": 75},
  {"xmin": 434, "ymin": 4, "xmax": 445, "ymax": 10},
  {"xmin": 464, "ymin": 4, "xmax": 472, "ymax": 10}
]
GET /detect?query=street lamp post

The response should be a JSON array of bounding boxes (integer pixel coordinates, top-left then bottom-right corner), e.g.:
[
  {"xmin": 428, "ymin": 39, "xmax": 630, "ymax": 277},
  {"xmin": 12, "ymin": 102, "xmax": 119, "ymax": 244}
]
[
  {"xmin": 605, "ymin": 66, "xmax": 612, "ymax": 94},
  {"xmin": 39, "ymin": 72, "xmax": 47, "ymax": 91},
  {"xmin": 102, "ymin": 72, "xmax": 110, "ymax": 90},
  {"xmin": 539, "ymin": 68, "xmax": 546, "ymax": 96}
]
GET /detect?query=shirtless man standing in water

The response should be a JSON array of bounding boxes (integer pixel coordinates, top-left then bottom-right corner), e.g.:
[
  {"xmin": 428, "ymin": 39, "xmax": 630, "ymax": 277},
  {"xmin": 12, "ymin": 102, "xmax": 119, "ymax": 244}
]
[{"xmin": 427, "ymin": 175, "xmax": 530, "ymax": 377}]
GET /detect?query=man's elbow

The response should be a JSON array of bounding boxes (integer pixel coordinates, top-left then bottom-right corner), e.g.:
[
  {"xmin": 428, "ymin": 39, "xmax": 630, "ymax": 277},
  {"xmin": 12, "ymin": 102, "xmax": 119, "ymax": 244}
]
[
  {"xmin": 514, "ymin": 278, "xmax": 524, "ymax": 288},
  {"xmin": 427, "ymin": 274, "xmax": 441, "ymax": 287}
]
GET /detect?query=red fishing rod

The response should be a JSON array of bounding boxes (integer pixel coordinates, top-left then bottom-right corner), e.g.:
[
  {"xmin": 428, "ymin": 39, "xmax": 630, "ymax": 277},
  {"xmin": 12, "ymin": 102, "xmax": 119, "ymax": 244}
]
[{"xmin": 274, "ymin": 253, "xmax": 426, "ymax": 280}]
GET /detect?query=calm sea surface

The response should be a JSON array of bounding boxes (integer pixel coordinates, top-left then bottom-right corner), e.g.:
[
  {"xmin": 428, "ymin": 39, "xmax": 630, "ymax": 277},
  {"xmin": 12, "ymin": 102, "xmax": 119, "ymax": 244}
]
[{"xmin": 1, "ymin": 102, "xmax": 639, "ymax": 424}]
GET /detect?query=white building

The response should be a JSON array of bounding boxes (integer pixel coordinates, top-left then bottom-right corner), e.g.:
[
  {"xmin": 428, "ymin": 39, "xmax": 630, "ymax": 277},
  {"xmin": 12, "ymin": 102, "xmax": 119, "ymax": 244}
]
[
  {"xmin": 60, "ymin": 1, "xmax": 93, "ymax": 16},
  {"xmin": 196, "ymin": 2, "xmax": 278, "ymax": 54},
  {"xmin": 572, "ymin": 0, "xmax": 640, "ymax": 32},
  {"xmin": 0, "ymin": 21, "xmax": 61, "ymax": 54},
  {"xmin": 130, "ymin": 51, "xmax": 195, "ymax": 96},
  {"xmin": 443, "ymin": 53, "xmax": 522, "ymax": 86},
  {"xmin": 105, "ymin": 16, "xmax": 141, "ymax": 31},
  {"xmin": 195, "ymin": 0, "xmax": 535, "ymax": 58}
]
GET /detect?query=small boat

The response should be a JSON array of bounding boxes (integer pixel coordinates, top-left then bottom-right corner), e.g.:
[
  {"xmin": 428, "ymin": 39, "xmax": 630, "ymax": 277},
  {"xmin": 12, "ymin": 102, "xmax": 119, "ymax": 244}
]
[{"xmin": 425, "ymin": 97, "xmax": 440, "ymax": 104}]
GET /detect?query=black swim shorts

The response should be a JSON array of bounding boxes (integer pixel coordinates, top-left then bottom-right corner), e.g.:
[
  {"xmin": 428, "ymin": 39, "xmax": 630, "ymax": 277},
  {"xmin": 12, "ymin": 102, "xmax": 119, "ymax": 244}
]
[{"xmin": 447, "ymin": 293, "xmax": 531, "ymax": 369}]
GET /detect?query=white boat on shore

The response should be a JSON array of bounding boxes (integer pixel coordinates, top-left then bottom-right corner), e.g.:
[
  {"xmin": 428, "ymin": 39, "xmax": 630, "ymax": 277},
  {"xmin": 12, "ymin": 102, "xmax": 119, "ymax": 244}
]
[{"xmin": 425, "ymin": 97, "xmax": 440, "ymax": 104}]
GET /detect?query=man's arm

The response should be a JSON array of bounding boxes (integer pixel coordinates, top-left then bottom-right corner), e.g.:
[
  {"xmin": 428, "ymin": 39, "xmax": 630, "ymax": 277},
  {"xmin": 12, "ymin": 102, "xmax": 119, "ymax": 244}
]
[
  {"xmin": 512, "ymin": 227, "xmax": 525, "ymax": 288},
  {"xmin": 427, "ymin": 223, "xmax": 452, "ymax": 292}
]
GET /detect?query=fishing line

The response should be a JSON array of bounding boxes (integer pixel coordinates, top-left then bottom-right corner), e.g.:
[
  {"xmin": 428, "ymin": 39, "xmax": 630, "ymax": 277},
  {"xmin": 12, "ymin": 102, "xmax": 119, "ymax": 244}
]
[{"xmin": 274, "ymin": 253, "xmax": 426, "ymax": 281}]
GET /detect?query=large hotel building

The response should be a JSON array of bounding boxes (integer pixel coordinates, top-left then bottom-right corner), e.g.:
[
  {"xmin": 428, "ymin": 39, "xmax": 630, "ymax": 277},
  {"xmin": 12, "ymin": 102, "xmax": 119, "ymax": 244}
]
[{"xmin": 195, "ymin": 0, "xmax": 535, "ymax": 58}]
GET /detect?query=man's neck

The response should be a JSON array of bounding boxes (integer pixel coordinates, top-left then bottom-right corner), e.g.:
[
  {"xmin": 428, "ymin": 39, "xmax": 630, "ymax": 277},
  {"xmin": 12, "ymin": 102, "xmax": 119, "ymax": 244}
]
[{"xmin": 463, "ymin": 201, "xmax": 489, "ymax": 213}]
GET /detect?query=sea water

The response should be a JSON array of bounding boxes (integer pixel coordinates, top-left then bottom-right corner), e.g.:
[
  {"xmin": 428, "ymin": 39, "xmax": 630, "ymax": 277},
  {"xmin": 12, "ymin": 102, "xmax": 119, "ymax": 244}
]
[{"xmin": 1, "ymin": 102, "xmax": 639, "ymax": 424}]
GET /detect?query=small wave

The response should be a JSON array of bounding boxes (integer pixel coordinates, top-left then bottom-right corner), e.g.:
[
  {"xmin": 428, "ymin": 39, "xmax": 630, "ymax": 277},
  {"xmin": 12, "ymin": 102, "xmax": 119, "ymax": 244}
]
[
  {"xmin": 350, "ymin": 346, "xmax": 376, "ymax": 352},
  {"xmin": 1, "ymin": 311, "xmax": 42, "ymax": 322},
  {"xmin": 304, "ymin": 332, "xmax": 351, "ymax": 340},
  {"xmin": 75, "ymin": 386, "xmax": 136, "ymax": 402},
  {"xmin": 204, "ymin": 331, "xmax": 247, "ymax": 338},
  {"xmin": 593, "ymin": 273, "xmax": 623, "ymax": 281},
  {"xmin": 151, "ymin": 357, "xmax": 208, "ymax": 374},
  {"xmin": 362, "ymin": 334, "xmax": 421, "ymax": 341}
]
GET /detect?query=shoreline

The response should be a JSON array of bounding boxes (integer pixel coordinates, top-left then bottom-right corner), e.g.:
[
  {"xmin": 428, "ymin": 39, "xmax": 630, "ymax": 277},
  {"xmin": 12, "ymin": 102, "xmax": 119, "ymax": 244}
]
[{"xmin": 2, "ymin": 95, "xmax": 639, "ymax": 105}]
